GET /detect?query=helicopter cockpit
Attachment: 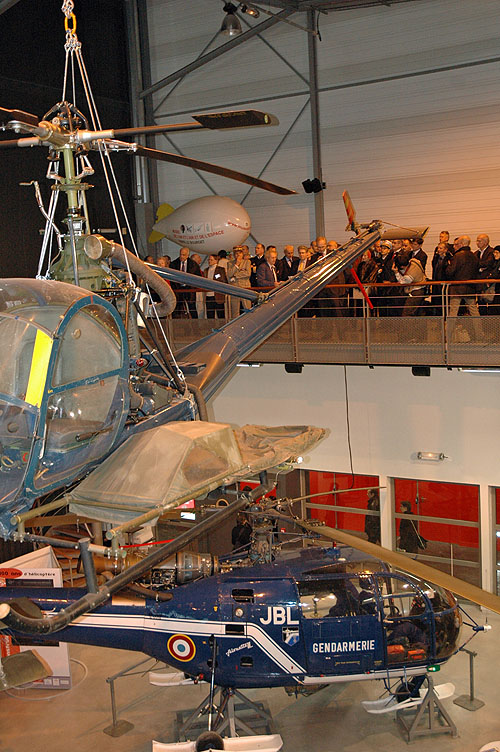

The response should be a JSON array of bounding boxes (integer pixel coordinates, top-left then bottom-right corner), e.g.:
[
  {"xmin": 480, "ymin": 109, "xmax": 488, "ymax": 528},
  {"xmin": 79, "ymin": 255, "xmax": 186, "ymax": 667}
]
[
  {"xmin": 297, "ymin": 557, "xmax": 461, "ymax": 674},
  {"xmin": 0, "ymin": 279, "xmax": 129, "ymax": 531}
]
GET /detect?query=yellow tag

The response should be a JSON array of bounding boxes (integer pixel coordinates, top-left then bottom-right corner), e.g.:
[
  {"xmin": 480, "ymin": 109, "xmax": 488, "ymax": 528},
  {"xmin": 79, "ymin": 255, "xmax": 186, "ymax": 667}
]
[{"xmin": 25, "ymin": 330, "xmax": 52, "ymax": 408}]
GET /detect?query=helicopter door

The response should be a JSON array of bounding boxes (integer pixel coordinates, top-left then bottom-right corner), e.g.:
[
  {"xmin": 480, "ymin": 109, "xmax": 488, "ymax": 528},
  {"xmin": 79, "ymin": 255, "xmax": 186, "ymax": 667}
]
[
  {"xmin": 34, "ymin": 304, "xmax": 127, "ymax": 490},
  {"xmin": 376, "ymin": 574, "xmax": 433, "ymax": 667},
  {"xmin": 297, "ymin": 576, "xmax": 384, "ymax": 677}
]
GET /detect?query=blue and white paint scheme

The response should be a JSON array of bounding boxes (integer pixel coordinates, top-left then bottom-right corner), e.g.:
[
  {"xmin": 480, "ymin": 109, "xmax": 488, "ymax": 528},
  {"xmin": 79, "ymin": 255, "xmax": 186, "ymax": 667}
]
[{"xmin": 1, "ymin": 547, "xmax": 462, "ymax": 689}]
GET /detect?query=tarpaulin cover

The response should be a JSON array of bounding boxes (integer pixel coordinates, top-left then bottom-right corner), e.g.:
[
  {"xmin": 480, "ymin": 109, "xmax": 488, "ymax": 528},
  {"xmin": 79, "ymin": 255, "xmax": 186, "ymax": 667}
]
[{"xmin": 68, "ymin": 422, "xmax": 326, "ymax": 523}]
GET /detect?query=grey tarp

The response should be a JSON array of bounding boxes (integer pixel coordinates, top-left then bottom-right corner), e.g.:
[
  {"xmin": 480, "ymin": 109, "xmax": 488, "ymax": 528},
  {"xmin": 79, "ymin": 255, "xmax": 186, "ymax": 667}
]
[{"xmin": 69, "ymin": 422, "xmax": 326, "ymax": 523}]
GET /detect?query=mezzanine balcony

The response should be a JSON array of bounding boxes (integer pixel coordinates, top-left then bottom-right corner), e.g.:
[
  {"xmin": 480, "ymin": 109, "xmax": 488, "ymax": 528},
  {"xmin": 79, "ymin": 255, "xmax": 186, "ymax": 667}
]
[{"xmin": 159, "ymin": 280, "xmax": 500, "ymax": 369}]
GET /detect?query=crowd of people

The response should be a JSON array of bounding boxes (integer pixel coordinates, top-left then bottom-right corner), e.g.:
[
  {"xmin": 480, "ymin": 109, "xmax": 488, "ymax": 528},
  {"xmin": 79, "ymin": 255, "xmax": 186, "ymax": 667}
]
[{"xmin": 146, "ymin": 230, "xmax": 500, "ymax": 319}]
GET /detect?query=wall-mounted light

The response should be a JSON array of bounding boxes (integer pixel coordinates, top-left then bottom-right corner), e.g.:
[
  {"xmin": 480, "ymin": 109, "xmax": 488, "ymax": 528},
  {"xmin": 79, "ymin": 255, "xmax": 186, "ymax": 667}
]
[
  {"xmin": 417, "ymin": 451, "xmax": 447, "ymax": 461},
  {"xmin": 220, "ymin": 2, "xmax": 242, "ymax": 36},
  {"xmin": 458, "ymin": 367, "xmax": 500, "ymax": 373}
]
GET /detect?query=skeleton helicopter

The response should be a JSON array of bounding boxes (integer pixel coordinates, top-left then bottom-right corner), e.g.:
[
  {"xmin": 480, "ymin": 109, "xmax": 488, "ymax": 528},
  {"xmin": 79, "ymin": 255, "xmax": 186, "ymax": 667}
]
[{"xmin": 0, "ymin": 5, "xmax": 498, "ymax": 728}]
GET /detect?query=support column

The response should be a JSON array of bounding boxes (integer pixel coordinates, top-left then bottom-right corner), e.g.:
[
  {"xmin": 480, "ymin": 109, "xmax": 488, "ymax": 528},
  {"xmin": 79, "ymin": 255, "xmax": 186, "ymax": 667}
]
[
  {"xmin": 380, "ymin": 475, "xmax": 395, "ymax": 551},
  {"xmin": 124, "ymin": 0, "xmax": 158, "ymax": 256},
  {"xmin": 479, "ymin": 483, "xmax": 495, "ymax": 594},
  {"xmin": 307, "ymin": 9, "xmax": 325, "ymax": 238}
]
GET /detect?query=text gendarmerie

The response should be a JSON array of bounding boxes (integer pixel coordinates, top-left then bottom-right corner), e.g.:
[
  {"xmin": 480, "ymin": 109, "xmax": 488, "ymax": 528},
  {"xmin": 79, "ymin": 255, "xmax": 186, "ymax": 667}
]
[{"xmin": 312, "ymin": 639, "xmax": 375, "ymax": 654}]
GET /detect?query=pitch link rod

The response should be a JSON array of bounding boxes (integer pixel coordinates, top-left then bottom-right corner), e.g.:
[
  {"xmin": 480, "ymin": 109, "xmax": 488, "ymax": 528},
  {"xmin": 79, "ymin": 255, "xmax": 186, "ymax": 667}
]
[{"xmin": 0, "ymin": 482, "xmax": 272, "ymax": 635}]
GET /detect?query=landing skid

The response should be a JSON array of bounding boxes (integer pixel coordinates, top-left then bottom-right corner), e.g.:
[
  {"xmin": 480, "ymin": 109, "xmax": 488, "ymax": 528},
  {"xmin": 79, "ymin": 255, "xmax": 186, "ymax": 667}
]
[{"xmin": 175, "ymin": 686, "xmax": 276, "ymax": 740}]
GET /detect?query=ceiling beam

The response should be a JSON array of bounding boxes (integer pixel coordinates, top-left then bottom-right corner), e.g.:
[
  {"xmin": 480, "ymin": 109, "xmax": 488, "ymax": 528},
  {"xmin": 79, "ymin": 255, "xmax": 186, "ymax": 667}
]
[
  {"xmin": 139, "ymin": 7, "xmax": 296, "ymax": 100},
  {"xmin": 0, "ymin": 0, "xmax": 22, "ymax": 16}
]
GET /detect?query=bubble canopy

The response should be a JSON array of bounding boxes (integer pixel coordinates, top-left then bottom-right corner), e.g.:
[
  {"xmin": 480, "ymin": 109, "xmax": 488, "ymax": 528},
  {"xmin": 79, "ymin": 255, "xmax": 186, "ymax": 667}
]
[{"xmin": 0, "ymin": 279, "xmax": 129, "ymax": 536}]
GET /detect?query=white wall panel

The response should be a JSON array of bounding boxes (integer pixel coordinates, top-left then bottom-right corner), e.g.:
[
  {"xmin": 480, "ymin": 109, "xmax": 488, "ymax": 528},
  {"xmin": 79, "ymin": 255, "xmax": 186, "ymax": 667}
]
[
  {"xmin": 211, "ymin": 364, "xmax": 500, "ymax": 490},
  {"xmin": 146, "ymin": 0, "xmax": 500, "ymax": 257}
]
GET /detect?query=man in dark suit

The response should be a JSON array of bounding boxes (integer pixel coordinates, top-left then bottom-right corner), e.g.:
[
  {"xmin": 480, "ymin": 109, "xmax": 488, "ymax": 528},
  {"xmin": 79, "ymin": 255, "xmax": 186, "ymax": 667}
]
[
  {"xmin": 409, "ymin": 236, "xmax": 428, "ymax": 271},
  {"xmin": 476, "ymin": 234, "xmax": 495, "ymax": 273},
  {"xmin": 446, "ymin": 235, "xmax": 482, "ymax": 339},
  {"xmin": 277, "ymin": 245, "xmax": 298, "ymax": 282},
  {"xmin": 170, "ymin": 247, "xmax": 202, "ymax": 318},
  {"xmin": 476, "ymin": 234, "xmax": 496, "ymax": 315},
  {"xmin": 250, "ymin": 243, "xmax": 266, "ymax": 286},
  {"xmin": 434, "ymin": 230, "xmax": 454, "ymax": 254},
  {"xmin": 296, "ymin": 246, "xmax": 310, "ymax": 273},
  {"xmin": 256, "ymin": 247, "xmax": 279, "ymax": 289}
]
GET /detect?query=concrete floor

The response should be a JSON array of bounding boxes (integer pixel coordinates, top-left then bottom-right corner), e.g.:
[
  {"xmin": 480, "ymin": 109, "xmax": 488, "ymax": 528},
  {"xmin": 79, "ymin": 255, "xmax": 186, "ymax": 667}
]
[{"xmin": 1, "ymin": 605, "xmax": 499, "ymax": 752}]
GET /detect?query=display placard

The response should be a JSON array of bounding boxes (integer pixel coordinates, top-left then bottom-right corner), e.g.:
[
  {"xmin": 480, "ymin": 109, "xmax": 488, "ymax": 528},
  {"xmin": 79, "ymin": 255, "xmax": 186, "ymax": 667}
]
[{"xmin": 0, "ymin": 547, "xmax": 72, "ymax": 689}]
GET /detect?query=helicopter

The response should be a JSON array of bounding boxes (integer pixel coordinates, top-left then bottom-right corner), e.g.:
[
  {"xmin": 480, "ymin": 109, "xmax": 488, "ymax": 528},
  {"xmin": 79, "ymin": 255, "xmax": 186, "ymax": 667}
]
[
  {"xmin": 0, "ymin": 500, "xmax": 497, "ymax": 704},
  {"xmin": 0, "ymin": 543, "xmax": 463, "ymax": 689},
  {"xmin": 2, "ymin": 3, "xmax": 500, "ymax": 725},
  {"xmin": 0, "ymin": 0, "xmax": 338, "ymax": 541},
  {"xmin": 0, "ymin": 20, "xmax": 386, "ymax": 543}
]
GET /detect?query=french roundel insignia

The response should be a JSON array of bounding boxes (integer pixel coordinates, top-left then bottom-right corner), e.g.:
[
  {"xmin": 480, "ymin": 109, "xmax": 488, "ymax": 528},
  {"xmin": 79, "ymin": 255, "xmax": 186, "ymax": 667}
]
[{"xmin": 167, "ymin": 634, "xmax": 196, "ymax": 662}]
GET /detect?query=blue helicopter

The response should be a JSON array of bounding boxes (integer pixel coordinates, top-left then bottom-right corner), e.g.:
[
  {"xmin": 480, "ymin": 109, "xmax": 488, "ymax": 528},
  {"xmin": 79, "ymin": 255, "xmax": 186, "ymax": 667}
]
[{"xmin": 0, "ymin": 544, "xmax": 462, "ymax": 689}]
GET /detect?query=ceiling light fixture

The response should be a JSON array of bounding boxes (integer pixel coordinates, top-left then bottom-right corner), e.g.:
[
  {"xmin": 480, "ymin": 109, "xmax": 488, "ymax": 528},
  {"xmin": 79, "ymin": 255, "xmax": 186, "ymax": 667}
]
[
  {"xmin": 220, "ymin": 2, "xmax": 242, "ymax": 36},
  {"xmin": 240, "ymin": 4, "xmax": 260, "ymax": 18}
]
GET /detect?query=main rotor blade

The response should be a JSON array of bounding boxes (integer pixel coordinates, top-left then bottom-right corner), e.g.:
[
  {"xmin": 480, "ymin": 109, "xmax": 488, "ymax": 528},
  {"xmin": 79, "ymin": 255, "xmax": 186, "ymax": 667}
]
[
  {"xmin": 103, "ymin": 110, "xmax": 278, "ymax": 139},
  {"xmin": 131, "ymin": 144, "xmax": 296, "ymax": 195},
  {"xmin": 0, "ymin": 136, "xmax": 42, "ymax": 148},
  {"xmin": 0, "ymin": 106, "xmax": 39, "ymax": 128},
  {"xmin": 299, "ymin": 519, "xmax": 500, "ymax": 615},
  {"xmin": 192, "ymin": 110, "xmax": 277, "ymax": 129}
]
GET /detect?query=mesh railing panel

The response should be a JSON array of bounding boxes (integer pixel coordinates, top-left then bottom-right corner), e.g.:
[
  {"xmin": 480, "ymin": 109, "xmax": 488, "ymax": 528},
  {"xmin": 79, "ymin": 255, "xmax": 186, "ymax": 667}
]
[{"xmin": 367, "ymin": 317, "xmax": 445, "ymax": 365}]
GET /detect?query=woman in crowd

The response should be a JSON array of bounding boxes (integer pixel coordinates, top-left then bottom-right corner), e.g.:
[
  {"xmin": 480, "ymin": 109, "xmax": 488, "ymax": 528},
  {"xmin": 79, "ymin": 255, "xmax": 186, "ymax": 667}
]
[
  {"xmin": 227, "ymin": 246, "xmax": 252, "ymax": 318},
  {"xmin": 352, "ymin": 249, "xmax": 378, "ymax": 316}
]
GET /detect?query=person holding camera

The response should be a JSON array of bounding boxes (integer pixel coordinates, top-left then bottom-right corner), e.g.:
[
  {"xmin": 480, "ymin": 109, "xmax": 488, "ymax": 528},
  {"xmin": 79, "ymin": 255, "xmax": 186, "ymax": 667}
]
[{"xmin": 393, "ymin": 248, "xmax": 427, "ymax": 317}]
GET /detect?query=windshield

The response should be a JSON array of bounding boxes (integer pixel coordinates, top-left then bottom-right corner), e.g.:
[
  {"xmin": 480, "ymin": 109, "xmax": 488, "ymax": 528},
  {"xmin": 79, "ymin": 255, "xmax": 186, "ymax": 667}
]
[
  {"xmin": 0, "ymin": 316, "xmax": 53, "ymax": 404},
  {"xmin": 0, "ymin": 398, "xmax": 37, "ymax": 509},
  {"xmin": 0, "ymin": 278, "xmax": 87, "ymax": 315},
  {"xmin": 393, "ymin": 569, "xmax": 456, "ymax": 612}
]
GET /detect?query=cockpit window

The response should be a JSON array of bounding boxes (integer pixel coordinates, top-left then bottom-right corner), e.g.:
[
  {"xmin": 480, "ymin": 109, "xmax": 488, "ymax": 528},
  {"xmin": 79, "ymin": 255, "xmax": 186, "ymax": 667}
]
[
  {"xmin": 298, "ymin": 575, "xmax": 377, "ymax": 619},
  {"xmin": 392, "ymin": 569, "xmax": 456, "ymax": 612},
  {"xmin": 52, "ymin": 305, "xmax": 121, "ymax": 387},
  {"xmin": 377, "ymin": 575, "xmax": 430, "ymax": 664},
  {"xmin": 0, "ymin": 317, "xmax": 50, "ymax": 403}
]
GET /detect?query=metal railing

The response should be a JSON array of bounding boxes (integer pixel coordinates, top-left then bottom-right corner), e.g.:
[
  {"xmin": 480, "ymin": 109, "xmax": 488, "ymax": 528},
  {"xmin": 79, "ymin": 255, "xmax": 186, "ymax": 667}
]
[{"xmin": 156, "ymin": 280, "xmax": 500, "ymax": 368}]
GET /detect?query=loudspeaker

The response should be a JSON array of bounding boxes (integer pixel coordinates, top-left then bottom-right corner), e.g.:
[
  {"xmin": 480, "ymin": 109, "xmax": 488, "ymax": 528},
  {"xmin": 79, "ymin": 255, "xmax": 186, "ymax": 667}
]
[{"xmin": 302, "ymin": 178, "xmax": 324, "ymax": 194}]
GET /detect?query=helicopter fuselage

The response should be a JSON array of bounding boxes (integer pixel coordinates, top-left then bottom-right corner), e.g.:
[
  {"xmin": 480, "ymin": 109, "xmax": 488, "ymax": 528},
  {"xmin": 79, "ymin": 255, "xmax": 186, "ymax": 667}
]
[{"xmin": 1, "ymin": 547, "xmax": 461, "ymax": 689}]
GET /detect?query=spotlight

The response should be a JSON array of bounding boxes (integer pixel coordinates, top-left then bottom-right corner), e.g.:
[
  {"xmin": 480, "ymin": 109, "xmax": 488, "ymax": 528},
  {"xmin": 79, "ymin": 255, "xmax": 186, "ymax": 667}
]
[
  {"xmin": 285, "ymin": 363, "xmax": 303, "ymax": 373},
  {"xmin": 221, "ymin": 2, "xmax": 242, "ymax": 36},
  {"xmin": 240, "ymin": 3, "xmax": 260, "ymax": 17},
  {"xmin": 302, "ymin": 178, "xmax": 324, "ymax": 194}
]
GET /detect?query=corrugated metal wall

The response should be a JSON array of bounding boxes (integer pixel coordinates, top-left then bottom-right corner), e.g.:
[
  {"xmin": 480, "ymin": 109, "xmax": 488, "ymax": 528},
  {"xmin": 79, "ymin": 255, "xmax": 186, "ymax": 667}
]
[{"xmin": 147, "ymin": 0, "xmax": 500, "ymax": 252}]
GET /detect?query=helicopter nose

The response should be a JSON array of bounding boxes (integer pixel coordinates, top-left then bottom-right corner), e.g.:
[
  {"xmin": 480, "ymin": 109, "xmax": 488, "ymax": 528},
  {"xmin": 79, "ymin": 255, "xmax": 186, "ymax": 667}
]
[{"xmin": 434, "ymin": 593, "xmax": 462, "ymax": 661}]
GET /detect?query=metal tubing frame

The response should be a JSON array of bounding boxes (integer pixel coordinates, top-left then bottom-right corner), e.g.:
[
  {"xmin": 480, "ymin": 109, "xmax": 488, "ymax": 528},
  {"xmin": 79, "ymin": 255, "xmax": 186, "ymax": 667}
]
[{"xmin": 239, "ymin": 98, "xmax": 310, "ymax": 205}]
